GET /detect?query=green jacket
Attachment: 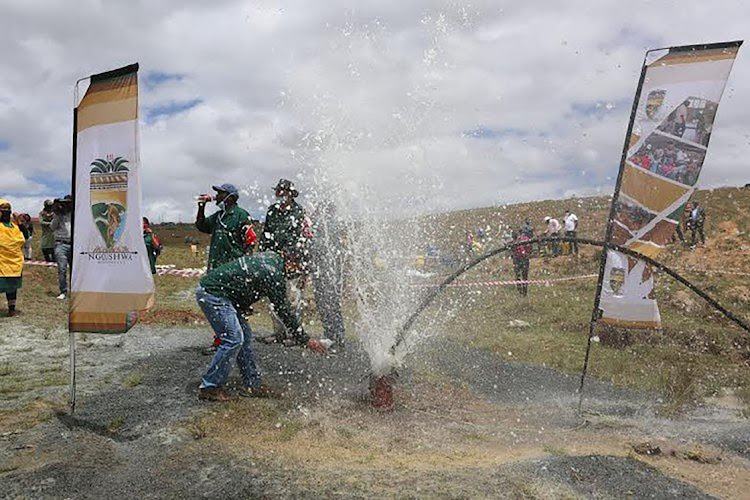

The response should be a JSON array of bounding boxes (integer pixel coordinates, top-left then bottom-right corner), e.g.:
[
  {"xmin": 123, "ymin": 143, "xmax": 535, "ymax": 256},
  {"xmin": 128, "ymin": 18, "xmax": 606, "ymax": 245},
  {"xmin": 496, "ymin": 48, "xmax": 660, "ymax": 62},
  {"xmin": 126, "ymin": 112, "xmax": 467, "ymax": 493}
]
[
  {"xmin": 39, "ymin": 211, "xmax": 55, "ymax": 249},
  {"xmin": 259, "ymin": 201, "xmax": 306, "ymax": 255},
  {"xmin": 199, "ymin": 252, "xmax": 309, "ymax": 344},
  {"xmin": 143, "ymin": 231, "xmax": 158, "ymax": 274},
  {"xmin": 196, "ymin": 204, "xmax": 252, "ymax": 270}
]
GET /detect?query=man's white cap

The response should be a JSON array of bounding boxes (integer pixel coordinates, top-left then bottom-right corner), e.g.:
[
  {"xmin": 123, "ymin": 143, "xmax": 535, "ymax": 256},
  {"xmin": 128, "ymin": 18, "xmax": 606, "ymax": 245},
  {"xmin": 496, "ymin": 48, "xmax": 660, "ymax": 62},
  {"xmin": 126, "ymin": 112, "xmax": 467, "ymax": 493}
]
[{"xmin": 544, "ymin": 216, "xmax": 551, "ymax": 222}]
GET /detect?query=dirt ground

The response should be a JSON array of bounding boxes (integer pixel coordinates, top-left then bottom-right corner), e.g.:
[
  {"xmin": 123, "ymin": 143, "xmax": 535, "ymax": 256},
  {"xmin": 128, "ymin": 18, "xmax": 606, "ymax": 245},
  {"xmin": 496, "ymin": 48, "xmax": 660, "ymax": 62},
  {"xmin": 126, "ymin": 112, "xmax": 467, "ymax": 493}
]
[{"xmin": 2, "ymin": 322, "xmax": 749, "ymax": 499}]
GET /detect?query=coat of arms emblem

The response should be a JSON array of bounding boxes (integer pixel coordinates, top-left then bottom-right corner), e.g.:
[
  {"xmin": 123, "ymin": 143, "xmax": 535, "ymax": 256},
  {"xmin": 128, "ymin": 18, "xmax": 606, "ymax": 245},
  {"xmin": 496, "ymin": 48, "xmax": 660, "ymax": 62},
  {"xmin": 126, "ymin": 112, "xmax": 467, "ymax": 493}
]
[{"xmin": 90, "ymin": 155, "xmax": 129, "ymax": 248}]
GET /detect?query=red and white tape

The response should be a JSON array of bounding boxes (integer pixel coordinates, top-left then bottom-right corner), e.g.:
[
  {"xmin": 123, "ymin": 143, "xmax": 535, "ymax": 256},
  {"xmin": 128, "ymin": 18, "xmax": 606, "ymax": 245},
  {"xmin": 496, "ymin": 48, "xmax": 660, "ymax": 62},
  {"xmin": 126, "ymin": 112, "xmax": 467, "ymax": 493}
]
[
  {"xmin": 25, "ymin": 260, "xmax": 57, "ymax": 268},
  {"xmin": 156, "ymin": 268, "xmax": 205, "ymax": 277},
  {"xmin": 25, "ymin": 258, "xmax": 750, "ymax": 282},
  {"xmin": 24, "ymin": 260, "xmax": 206, "ymax": 277}
]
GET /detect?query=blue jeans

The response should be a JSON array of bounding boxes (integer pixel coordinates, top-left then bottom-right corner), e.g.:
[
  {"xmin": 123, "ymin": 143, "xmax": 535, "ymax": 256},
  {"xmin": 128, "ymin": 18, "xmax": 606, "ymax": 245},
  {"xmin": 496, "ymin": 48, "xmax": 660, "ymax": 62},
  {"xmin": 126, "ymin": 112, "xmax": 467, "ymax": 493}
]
[
  {"xmin": 196, "ymin": 286, "xmax": 261, "ymax": 389},
  {"xmin": 54, "ymin": 242, "xmax": 72, "ymax": 294}
]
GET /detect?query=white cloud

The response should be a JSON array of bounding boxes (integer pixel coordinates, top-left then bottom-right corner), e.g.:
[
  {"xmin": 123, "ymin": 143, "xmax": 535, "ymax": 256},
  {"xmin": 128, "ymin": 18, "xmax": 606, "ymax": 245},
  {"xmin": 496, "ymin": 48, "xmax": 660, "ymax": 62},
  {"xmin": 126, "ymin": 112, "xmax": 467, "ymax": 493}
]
[
  {"xmin": 0, "ymin": 168, "xmax": 45, "ymax": 195},
  {"xmin": 0, "ymin": 0, "xmax": 748, "ymax": 219}
]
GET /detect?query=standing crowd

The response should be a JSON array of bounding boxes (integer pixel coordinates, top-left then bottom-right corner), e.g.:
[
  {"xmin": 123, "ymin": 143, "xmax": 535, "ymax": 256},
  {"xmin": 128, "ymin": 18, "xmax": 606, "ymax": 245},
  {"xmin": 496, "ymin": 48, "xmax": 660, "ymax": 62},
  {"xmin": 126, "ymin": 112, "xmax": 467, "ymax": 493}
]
[{"xmin": 0, "ymin": 196, "xmax": 74, "ymax": 316}]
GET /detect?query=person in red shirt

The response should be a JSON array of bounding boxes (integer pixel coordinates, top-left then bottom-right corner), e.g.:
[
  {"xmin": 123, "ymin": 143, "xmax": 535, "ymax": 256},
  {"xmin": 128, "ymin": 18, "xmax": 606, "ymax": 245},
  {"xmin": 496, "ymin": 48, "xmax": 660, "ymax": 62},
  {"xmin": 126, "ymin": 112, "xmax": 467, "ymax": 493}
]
[{"xmin": 511, "ymin": 230, "xmax": 532, "ymax": 297}]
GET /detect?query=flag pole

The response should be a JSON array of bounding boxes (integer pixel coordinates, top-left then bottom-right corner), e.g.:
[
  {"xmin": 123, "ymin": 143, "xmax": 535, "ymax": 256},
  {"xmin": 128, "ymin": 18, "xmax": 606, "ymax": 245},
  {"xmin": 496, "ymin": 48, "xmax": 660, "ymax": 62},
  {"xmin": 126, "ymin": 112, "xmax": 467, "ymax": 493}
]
[
  {"xmin": 577, "ymin": 54, "xmax": 650, "ymax": 413},
  {"xmin": 69, "ymin": 77, "xmax": 86, "ymax": 414},
  {"xmin": 69, "ymin": 105, "xmax": 78, "ymax": 414}
]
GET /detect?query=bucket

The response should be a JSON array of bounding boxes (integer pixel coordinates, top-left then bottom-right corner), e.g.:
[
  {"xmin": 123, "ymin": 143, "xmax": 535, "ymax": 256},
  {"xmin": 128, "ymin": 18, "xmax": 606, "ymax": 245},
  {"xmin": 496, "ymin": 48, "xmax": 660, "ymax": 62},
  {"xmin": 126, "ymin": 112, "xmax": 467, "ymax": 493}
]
[{"xmin": 370, "ymin": 374, "xmax": 395, "ymax": 411}]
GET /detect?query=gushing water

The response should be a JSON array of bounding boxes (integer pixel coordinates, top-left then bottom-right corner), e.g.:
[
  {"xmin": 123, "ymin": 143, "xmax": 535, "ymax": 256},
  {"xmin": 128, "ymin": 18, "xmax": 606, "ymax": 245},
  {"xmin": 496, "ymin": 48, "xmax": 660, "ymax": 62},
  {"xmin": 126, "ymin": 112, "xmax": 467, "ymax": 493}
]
[{"xmin": 246, "ymin": 8, "xmax": 479, "ymax": 378}]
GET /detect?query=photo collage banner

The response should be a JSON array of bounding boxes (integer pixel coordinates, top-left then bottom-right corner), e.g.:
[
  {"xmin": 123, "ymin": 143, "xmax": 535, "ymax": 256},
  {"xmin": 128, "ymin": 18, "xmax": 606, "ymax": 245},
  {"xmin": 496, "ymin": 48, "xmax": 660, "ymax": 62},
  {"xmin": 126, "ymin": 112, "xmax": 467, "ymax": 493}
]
[{"xmin": 599, "ymin": 42, "xmax": 741, "ymax": 328}]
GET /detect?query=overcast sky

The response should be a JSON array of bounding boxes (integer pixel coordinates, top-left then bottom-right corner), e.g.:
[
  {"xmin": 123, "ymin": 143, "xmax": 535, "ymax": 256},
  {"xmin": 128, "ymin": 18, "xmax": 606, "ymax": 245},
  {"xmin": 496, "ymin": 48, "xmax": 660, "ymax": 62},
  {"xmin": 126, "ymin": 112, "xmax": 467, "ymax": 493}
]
[{"xmin": 1, "ymin": 0, "xmax": 748, "ymax": 221}]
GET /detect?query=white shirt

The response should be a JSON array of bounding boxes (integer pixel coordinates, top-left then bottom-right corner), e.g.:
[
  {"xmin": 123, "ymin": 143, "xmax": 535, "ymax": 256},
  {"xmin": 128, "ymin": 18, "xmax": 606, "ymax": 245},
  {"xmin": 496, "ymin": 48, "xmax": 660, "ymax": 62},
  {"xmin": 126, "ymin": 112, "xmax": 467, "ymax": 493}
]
[
  {"xmin": 546, "ymin": 218, "xmax": 561, "ymax": 235},
  {"xmin": 564, "ymin": 213, "xmax": 578, "ymax": 231}
]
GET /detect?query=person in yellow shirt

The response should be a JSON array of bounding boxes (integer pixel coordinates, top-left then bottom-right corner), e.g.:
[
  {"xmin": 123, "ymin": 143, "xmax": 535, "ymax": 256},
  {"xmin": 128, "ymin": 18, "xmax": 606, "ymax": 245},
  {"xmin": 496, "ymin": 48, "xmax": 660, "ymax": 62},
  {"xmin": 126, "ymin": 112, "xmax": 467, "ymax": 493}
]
[{"xmin": 0, "ymin": 199, "xmax": 26, "ymax": 317}]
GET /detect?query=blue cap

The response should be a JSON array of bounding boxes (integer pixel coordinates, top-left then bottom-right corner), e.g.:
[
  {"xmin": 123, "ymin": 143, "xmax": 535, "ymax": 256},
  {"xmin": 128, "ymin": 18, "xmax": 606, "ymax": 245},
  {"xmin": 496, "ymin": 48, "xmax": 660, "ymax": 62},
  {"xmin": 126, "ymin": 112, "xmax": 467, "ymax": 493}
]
[{"xmin": 212, "ymin": 183, "xmax": 239, "ymax": 197}]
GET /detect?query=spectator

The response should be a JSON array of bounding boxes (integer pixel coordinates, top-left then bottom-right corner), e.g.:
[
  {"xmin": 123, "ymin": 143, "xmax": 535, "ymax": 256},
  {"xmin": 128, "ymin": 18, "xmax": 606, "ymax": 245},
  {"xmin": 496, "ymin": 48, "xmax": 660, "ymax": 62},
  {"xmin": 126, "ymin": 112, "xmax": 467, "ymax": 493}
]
[
  {"xmin": 196, "ymin": 183, "xmax": 254, "ymax": 353},
  {"xmin": 39, "ymin": 200, "xmax": 56, "ymax": 262},
  {"xmin": 520, "ymin": 219, "xmax": 534, "ymax": 238},
  {"xmin": 688, "ymin": 201, "xmax": 706, "ymax": 247},
  {"xmin": 16, "ymin": 214, "xmax": 33, "ymax": 260},
  {"xmin": 542, "ymin": 216, "xmax": 561, "ymax": 257},
  {"xmin": 142, "ymin": 217, "xmax": 162, "ymax": 275},
  {"xmin": 563, "ymin": 209, "xmax": 579, "ymax": 254},
  {"xmin": 511, "ymin": 230, "xmax": 532, "ymax": 297},
  {"xmin": 51, "ymin": 195, "xmax": 73, "ymax": 300},
  {"xmin": 672, "ymin": 203, "xmax": 691, "ymax": 244},
  {"xmin": 0, "ymin": 199, "xmax": 25, "ymax": 317},
  {"xmin": 465, "ymin": 230, "xmax": 474, "ymax": 254},
  {"xmin": 195, "ymin": 252, "xmax": 326, "ymax": 402}
]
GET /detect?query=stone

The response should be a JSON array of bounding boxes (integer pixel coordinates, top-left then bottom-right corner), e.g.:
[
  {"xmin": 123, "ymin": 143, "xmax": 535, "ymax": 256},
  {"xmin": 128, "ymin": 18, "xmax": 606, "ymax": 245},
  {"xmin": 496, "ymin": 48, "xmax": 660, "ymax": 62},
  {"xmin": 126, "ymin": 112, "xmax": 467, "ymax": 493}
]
[
  {"xmin": 633, "ymin": 442, "xmax": 661, "ymax": 456},
  {"xmin": 508, "ymin": 319, "xmax": 531, "ymax": 328}
]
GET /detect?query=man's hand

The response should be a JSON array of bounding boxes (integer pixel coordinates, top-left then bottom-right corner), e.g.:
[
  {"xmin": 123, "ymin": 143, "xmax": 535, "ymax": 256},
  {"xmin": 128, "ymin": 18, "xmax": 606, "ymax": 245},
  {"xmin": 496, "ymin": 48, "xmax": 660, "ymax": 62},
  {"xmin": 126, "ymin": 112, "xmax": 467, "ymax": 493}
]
[{"xmin": 305, "ymin": 338, "xmax": 327, "ymax": 354}]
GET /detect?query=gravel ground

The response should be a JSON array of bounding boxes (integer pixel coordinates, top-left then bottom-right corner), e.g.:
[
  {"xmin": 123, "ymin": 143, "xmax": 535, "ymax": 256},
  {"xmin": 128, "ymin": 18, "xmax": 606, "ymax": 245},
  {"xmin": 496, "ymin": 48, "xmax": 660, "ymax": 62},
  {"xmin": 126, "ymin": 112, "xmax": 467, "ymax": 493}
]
[
  {"xmin": 1, "ymin": 325, "xmax": 748, "ymax": 498},
  {"xmin": 510, "ymin": 455, "xmax": 716, "ymax": 499}
]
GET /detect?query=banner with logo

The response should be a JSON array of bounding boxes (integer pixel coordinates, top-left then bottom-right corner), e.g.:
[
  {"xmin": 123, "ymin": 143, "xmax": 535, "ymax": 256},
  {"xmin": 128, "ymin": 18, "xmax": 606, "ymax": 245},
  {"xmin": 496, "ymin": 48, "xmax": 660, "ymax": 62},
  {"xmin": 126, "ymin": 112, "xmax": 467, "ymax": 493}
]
[
  {"xmin": 70, "ymin": 63, "xmax": 154, "ymax": 333},
  {"xmin": 599, "ymin": 42, "xmax": 741, "ymax": 328}
]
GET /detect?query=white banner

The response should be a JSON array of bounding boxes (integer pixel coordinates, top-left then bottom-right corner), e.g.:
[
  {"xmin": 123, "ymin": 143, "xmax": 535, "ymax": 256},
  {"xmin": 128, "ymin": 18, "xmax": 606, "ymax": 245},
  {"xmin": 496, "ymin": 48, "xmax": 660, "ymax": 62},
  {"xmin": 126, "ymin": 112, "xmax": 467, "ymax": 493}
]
[
  {"xmin": 70, "ymin": 64, "xmax": 154, "ymax": 333},
  {"xmin": 599, "ymin": 42, "xmax": 741, "ymax": 329}
]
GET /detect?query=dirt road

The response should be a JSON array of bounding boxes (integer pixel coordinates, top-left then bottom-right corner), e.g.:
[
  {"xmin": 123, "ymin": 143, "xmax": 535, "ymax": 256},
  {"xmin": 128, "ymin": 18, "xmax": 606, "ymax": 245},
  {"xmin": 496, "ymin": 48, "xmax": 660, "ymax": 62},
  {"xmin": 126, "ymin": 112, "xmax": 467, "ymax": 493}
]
[{"xmin": 1, "ymin": 324, "xmax": 748, "ymax": 498}]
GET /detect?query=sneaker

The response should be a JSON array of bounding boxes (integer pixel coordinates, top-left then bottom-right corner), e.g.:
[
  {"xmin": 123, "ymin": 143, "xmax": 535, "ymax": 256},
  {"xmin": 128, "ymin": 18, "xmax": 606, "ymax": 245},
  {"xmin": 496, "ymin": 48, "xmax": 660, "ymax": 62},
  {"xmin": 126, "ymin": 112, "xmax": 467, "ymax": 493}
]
[
  {"xmin": 200, "ymin": 345, "xmax": 218, "ymax": 356},
  {"xmin": 198, "ymin": 386, "xmax": 233, "ymax": 402},
  {"xmin": 56, "ymin": 293, "xmax": 66, "ymax": 300},
  {"xmin": 238, "ymin": 385, "xmax": 281, "ymax": 399},
  {"xmin": 7, "ymin": 309, "xmax": 17, "ymax": 318}
]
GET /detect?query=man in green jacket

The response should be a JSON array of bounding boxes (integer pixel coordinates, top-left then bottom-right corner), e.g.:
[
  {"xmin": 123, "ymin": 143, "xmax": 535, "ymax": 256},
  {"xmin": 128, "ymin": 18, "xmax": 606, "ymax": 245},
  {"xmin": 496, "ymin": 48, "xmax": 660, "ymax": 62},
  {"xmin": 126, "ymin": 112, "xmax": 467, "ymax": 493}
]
[
  {"xmin": 260, "ymin": 179, "xmax": 310, "ymax": 340},
  {"xmin": 260, "ymin": 179, "xmax": 307, "ymax": 271},
  {"xmin": 196, "ymin": 183, "xmax": 253, "ymax": 270},
  {"xmin": 197, "ymin": 251, "xmax": 327, "ymax": 402},
  {"xmin": 196, "ymin": 183, "xmax": 254, "ymax": 352}
]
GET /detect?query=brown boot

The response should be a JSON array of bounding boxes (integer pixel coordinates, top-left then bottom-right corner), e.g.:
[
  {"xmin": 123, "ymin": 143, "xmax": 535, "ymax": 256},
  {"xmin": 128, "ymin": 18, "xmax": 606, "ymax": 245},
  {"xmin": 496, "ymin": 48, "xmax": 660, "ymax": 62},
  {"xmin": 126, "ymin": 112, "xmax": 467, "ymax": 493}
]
[
  {"xmin": 198, "ymin": 386, "xmax": 233, "ymax": 402},
  {"xmin": 238, "ymin": 385, "xmax": 281, "ymax": 399}
]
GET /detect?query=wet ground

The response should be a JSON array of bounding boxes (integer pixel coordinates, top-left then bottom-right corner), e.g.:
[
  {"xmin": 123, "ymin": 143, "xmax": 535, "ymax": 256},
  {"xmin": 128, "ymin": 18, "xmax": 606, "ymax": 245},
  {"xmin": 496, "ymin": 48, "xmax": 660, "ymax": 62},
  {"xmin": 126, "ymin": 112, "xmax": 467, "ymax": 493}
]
[{"xmin": 1, "ymin": 325, "xmax": 748, "ymax": 498}]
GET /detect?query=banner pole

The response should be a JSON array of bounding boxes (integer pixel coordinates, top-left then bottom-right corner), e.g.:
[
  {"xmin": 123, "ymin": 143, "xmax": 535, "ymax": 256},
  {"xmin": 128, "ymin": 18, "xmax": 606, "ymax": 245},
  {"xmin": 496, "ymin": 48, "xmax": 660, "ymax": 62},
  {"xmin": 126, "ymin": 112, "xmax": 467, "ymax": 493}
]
[
  {"xmin": 68, "ymin": 331, "xmax": 76, "ymax": 413},
  {"xmin": 68, "ymin": 80, "xmax": 83, "ymax": 414},
  {"xmin": 580, "ymin": 56, "xmax": 651, "ymax": 411}
]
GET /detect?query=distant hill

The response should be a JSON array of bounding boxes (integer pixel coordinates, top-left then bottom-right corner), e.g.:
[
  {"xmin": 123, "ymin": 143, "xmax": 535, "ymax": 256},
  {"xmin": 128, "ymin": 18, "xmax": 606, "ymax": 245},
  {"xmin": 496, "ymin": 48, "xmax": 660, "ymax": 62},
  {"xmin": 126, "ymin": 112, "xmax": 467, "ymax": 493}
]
[
  {"xmin": 150, "ymin": 186, "xmax": 749, "ymax": 266},
  {"xmin": 420, "ymin": 186, "xmax": 750, "ymax": 257}
]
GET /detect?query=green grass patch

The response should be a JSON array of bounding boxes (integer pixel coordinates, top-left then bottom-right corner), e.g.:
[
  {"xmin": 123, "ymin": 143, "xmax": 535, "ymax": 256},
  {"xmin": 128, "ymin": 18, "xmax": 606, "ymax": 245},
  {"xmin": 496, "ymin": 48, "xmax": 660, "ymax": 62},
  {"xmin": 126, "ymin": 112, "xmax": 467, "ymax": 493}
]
[
  {"xmin": 122, "ymin": 371, "xmax": 143, "ymax": 388},
  {"xmin": 0, "ymin": 363, "xmax": 18, "ymax": 377},
  {"xmin": 107, "ymin": 415, "xmax": 126, "ymax": 432}
]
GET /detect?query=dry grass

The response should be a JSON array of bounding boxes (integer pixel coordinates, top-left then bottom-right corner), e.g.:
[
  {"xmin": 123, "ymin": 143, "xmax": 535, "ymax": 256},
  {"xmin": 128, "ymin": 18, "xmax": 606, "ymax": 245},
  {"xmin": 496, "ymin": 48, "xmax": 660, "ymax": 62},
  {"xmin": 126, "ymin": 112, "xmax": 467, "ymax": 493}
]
[
  {"xmin": 191, "ymin": 371, "xmax": 750, "ymax": 499},
  {"xmin": 122, "ymin": 371, "xmax": 143, "ymax": 388}
]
